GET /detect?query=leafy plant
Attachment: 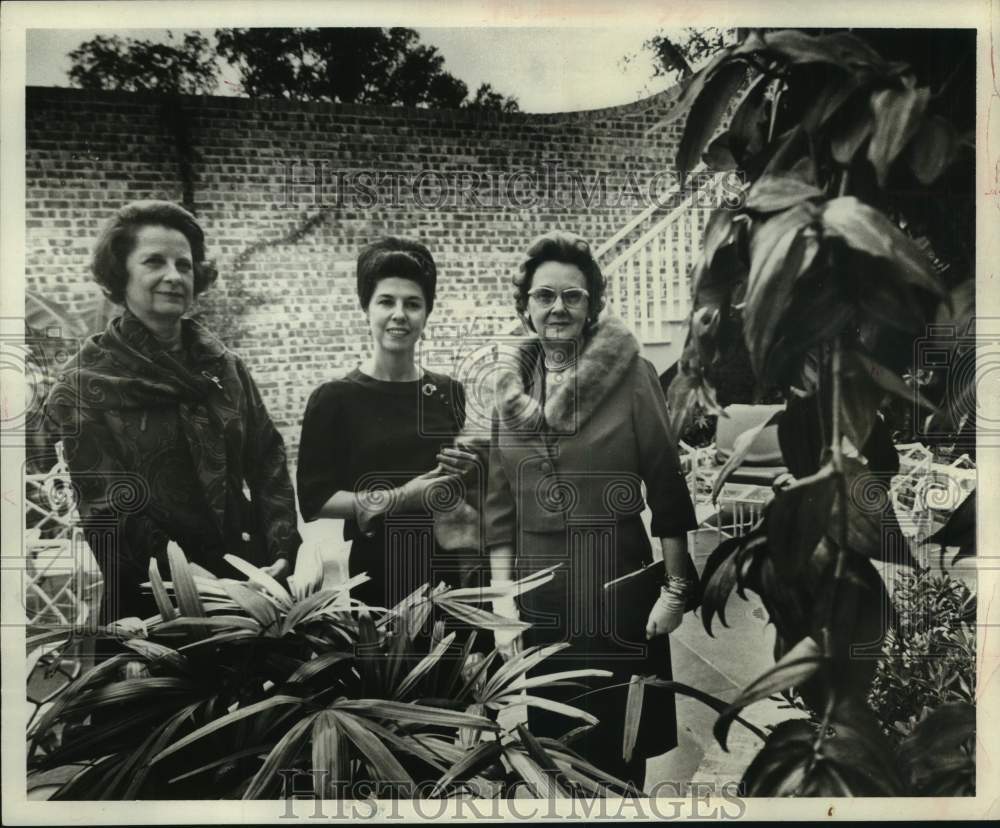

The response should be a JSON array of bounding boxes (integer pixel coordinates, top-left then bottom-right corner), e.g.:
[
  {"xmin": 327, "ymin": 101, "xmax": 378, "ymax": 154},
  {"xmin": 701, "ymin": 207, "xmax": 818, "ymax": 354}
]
[
  {"xmin": 662, "ymin": 28, "xmax": 975, "ymax": 796},
  {"xmin": 869, "ymin": 567, "xmax": 975, "ymax": 742},
  {"xmin": 27, "ymin": 551, "xmax": 636, "ymax": 800}
]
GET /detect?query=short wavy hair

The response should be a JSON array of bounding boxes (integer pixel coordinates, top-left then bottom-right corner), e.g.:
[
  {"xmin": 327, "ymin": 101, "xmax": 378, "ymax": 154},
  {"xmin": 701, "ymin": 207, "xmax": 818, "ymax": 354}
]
[
  {"xmin": 356, "ymin": 237, "xmax": 438, "ymax": 313},
  {"xmin": 513, "ymin": 230, "xmax": 607, "ymax": 334},
  {"xmin": 91, "ymin": 201, "xmax": 217, "ymax": 304}
]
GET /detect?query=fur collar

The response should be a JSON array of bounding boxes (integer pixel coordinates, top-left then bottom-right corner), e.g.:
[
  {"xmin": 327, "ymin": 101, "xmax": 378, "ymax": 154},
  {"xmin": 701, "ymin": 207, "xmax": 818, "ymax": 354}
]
[{"xmin": 495, "ymin": 314, "xmax": 640, "ymax": 434}]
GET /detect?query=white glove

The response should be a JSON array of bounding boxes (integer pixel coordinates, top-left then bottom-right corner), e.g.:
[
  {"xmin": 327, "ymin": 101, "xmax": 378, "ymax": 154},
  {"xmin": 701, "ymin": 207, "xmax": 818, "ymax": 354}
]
[
  {"xmin": 645, "ymin": 577, "xmax": 694, "ymax": 639},
  {"xmin": 491, "ymin": 579, "xmax": 521, "ymax": 660}
]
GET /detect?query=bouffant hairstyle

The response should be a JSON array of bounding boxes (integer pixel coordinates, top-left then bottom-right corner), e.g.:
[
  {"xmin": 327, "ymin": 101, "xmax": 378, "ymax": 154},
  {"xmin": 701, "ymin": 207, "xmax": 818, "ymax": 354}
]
[
  {"xmin": 513, "ymin": 230, "xmax": 607, "ymax": 334},
  {"xmin": 90, "ymin": 201, "xmax": 217, "ymax": 304},
  {"xmin": 356, "ymin": 237, "xmax": 437, "ymax": 313}
]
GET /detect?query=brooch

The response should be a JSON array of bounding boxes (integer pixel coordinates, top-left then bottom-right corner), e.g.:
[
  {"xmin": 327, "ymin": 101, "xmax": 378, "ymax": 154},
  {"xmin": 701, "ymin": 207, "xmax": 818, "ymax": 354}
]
[{"xmin": 422, "ymin": 382, "xmax": 437, "ymax": 397}]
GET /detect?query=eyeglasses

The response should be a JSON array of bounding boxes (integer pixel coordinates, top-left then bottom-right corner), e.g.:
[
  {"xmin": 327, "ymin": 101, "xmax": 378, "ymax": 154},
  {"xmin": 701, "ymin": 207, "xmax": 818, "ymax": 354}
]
[{"xmin": 526, "ymin": 287, "xmax": 590, "ymax": 309}]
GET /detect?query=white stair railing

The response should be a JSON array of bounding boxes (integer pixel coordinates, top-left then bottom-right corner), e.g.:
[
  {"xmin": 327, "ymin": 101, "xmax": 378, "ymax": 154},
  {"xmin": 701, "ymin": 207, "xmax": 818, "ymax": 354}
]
[{"xmin": 601, "ymin": 173, "xmax": 723, "ymax": 345}]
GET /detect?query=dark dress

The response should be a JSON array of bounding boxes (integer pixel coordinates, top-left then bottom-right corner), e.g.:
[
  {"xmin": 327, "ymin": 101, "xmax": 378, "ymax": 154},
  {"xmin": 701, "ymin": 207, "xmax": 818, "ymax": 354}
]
[
  {"xmin": 43, "ymin": 310, "xmax": 301, "ymax": 623},
  {"xmin": 297, "ymin": 369, "xmax": 471, "ymax": 609}
]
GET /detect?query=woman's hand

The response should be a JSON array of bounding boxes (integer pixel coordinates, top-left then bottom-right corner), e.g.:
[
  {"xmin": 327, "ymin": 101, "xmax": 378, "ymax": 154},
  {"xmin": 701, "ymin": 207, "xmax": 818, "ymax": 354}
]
[
  {"xmin": 435, "ymin": 446, "xmax": 480, "ymax": 478},
  {"xmin": 399, "ymin": 467, "xmax": 460, "ymax": 510},
  {"xmin": 491, "ymin": 578, "xmax": 522, "ymax": 661},
  {"xmin": 645, "ymin": 586, "xmax": 687, "ymax": 638},
  {"xmin": 261, "ymin": 558, "xmax": 291, "ymax": 581}
]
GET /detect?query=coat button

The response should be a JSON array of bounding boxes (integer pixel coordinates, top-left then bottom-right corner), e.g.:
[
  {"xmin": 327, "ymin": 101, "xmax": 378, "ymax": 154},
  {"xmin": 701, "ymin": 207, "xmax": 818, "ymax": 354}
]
[
  {"xmin": 540, "ymin": 460, "xmax": 553, "ymax": 473},
  {"xmin": 241, "ymin": 532, "xmax": 251, "ymax": 542}
]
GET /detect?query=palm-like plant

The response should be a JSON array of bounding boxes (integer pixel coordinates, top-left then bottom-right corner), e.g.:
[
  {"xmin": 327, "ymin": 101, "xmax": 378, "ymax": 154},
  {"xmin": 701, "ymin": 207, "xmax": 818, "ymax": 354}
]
[{"xmin": 27, "ymin": 549, "xmax": 629, "ymax": 800}]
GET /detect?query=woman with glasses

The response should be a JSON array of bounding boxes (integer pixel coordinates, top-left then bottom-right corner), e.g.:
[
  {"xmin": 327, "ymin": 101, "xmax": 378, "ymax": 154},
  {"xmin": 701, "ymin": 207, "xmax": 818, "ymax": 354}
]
[{"xmin": 483, "ymin": 230, "xmax": 699, "ymax": 790}]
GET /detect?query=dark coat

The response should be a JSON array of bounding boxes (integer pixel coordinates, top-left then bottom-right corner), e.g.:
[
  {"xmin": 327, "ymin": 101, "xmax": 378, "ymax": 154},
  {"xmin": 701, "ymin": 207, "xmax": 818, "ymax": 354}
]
[
  {"xmin": 44, "ymin": 310, "xmax": 300, "ymax": 622},
  {"xmin": 482, "ymin": 314, "xmax": 698, "ymax": 769}
]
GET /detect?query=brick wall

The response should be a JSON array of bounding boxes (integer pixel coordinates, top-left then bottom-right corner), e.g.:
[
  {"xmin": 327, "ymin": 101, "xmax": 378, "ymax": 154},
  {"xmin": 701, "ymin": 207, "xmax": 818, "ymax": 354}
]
[{"xmin": 25, "ymin": 86, "xmax": 685, "ymax": 460}]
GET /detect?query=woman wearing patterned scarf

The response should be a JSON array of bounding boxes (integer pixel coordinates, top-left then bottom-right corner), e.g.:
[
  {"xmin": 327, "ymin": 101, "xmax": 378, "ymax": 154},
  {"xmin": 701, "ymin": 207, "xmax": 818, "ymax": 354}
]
[{"xmin": 44, "ymin": 201, "xmax": 300, "ymax": 623}]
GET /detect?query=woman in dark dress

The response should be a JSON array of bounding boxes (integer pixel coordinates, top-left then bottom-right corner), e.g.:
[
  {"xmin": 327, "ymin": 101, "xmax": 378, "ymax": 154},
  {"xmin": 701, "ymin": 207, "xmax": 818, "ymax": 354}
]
[
  {"xmin": 44, "ymin": 201, "xmax": 300, "ymax": 624},
  {"xmin": 484, "ymin": 231, "xmax": 699, "ymax": 790},
  {"xmin": 297, "ymin": 238, "xmax": 479, "ymax": 610}
]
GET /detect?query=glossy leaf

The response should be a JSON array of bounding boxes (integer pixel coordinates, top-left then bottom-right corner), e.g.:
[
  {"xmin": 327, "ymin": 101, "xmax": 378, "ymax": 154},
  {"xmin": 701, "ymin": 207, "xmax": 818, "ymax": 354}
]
[
  {"xmin": 622, "ymin": 675, "xmax": 644, "ymax": 763},
  {"xmin": 489, "ymin": 693, "xmax": 599, "ymax": 726},
  {"xmin": 727, "ymin": 72, "xmax": 769, "ymax": 160},
  {"xmin": 218, "ymin": 580, "xmax": 280, "ymax": 630},
  {"xmin": 223, "ymin": 554, "xmax": 292, "ymax": 609},
  {"xmin": 287, "ymin": 650, "xmax": 353, "ymax": 684},
  {"xmin": 928, "ymin": 492, "xmax": 975, "ymax": 559},
  {"xmin": 822, "ymin": 197, "xmax": 945, "ymax": 297},
  {"xmin": 515, "ymin": 723, "xmax": 572, "ymax": 795},
  {"xmin": 334, "ymin": 711, "xmax": 414, "ymax": 788},
  {"xmin": 767, "ymin": 465, "xmax": 837, "ymax": 578},
  {"xmin": 242, "ymin": 713, "xmax": 316, "ymax": 799},
  {"xmin": 649, "ymin": 46, "xmax": 737, "ymax": 132},
  {"xmin": 166, "ymin": 544, "xmax": 206, "ymax": 618},
  {"xmin": 152, "ymin": 695, "xmax": 303, "ymax": 764},
  {"xmin": 333, "ymin": 698, "xmax": 498, "ymax": 731},
  {"xmin": 744, "ymin": 203, "xmax": 818, "ymax": 376},
  {"xmin": 309, "ymin": 711, "xmax": 344, "ymax": 797},
  {"xmin": 148, "ymin": 558, "xmax": 177, "ymax": 622},
  {"xmin": 431, "ymin": 740, "xmax": 503, "ymax": 796},
  {"xmin": 830, "ymin": 109, "xmax": 873, "ymax": 164},
  {"xmin": 868, "ymin": 85, "xmax": 930, "ymax": 186},
  {"xmin": 676, "ymin": 61, "xmax": 748, "ymax": 179},
  {"xmin": 394, "ymin": 631, "xmax": 455, "ymax": 699},
  {"xmin": 745, "ymin": 175, "xmax": 823, "ymax": 213},
  {"xmin": 907, "ymin": 114, "xmax": 959, "ymax": 184},
  {"xmin": 505, "ymin": 742, "xmax": 561, "ymax": 799},
  {"xmin": 763, "ymin": 29, "xmax": 887, "ymax": 71}
]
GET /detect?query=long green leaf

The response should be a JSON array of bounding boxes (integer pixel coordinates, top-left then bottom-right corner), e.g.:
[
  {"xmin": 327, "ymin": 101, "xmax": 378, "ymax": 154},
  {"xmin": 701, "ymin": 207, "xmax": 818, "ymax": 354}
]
[
  {"xmin": 124, "ymin": 702, "xmax": 200, "ymax": 796},
  {"xmin": 847, "ymin": 350, "xmax": 940, "ymax": 413},
  {"xmin": 436, "ymin": 598, "xmax": 531, "ymax": 631},
  {"xmin": 167, "ymin": 544, "xmax": 206, "ymax": 618},
  {"xmin": 745, "ymin": 205, "xmax": 819, "ymax": 377},
  {"xmin": 344, "ymin": 714, "xmax": 449, "ymax": 771},
  {"xmin": 745, "ymin": 175, "xmax": 823, "ymax": 213},
  {"xmin": 481, "ymin": 642, "xmax": 565, "ymax": 701},
  {"xmin": 122, "ymin": 638, "xmax": 189, "ymax": 673},
  {"xmin": 224, "ymin": 554, "xmax": 292, "ymax": 609},
  {"xmin": 242, "ymin": 713, "xmax": 317, "ymax": 799},
  {"xmin": 622, "ymin": 675, "xmax": 645, "ymax": 764},
  {"xmin": 168, "ymin": 742, "xmax": 272, "ymax": 785},
  {"xmin": 151, "ymin": 694, "xmax": 304, "ymax": 764},
  {"xmin": 63, "ymin": 677, "xmax": 195, "ymax": 716},
  {"xmin": 822, "ymin": 196, "xmax": 944, "ymax": 296},
  {"xmin": 219, "ymin": 580, "xmax": 281, "ymax": 631},
  {"xmin": 868, "ymin": 85, "xmax": 931, "ymax": 187},
  {"xmin": 311, "ymin": 711, "xmax": 347, "ymax": 798},
  {"xmin": 148, "ymin": 558, "xmax": 177, "ymax": 621},
  {"xmin": 488, "ymin": 693, "xmax": 598, "ymax": 726},
  {"xmin": 676, "ymin": 61, "xmax": 748, "ymax": 180},
  {"xmin": 288, "ymin": 651, "xmax": 353, "ymax": 684},
  {"xmin": 507, "ymin": 668, "xmax": 613, "ymax": 694},
  {"xmin": 281, "ymin": 588, "xmax": 345, "ymax": 635},
  {"xmin": 333, "ymin": 699, "xmax": 498, "ymax": 731},
  {"xmin": 394, "ymin": 632, "xmax": 455, "ymax": 700},
  {"xmin": 504, "ymin": 745, "xmax": 560, "ymax": 799},
  {"xmin": 333, "ymin": 711, "xmax": 414, "ymax": 788},
  {"xmin": 431, "ymin": 740, "xmax": 502, "ymax": 797}
]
